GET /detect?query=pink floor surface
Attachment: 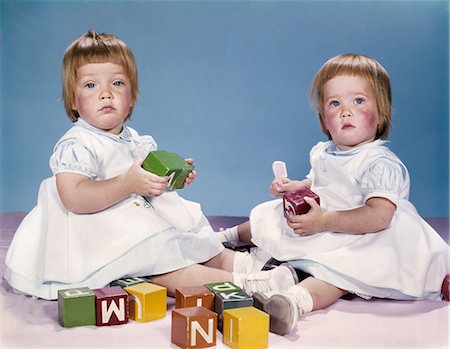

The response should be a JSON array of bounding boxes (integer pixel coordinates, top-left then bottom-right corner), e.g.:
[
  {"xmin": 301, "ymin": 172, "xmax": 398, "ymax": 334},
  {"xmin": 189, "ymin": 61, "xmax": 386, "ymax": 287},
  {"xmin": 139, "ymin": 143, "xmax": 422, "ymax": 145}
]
[{"xmin": 1, "ymin": 212, "xmax": 448, "ymax": 349}]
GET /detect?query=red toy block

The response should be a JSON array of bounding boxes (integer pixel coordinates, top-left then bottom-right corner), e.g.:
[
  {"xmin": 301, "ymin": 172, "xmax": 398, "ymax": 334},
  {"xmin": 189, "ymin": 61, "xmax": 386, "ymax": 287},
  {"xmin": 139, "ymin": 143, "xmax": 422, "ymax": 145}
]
[
  {"xmin": 172, "ymin": 307, "xmax": 218, "ymax": 349},
  {"xmin": 283, "ymin": 187, "xmax": 320, "ymax": 217},
  {"xmin": 93, "ymin": 286, "xmax": 129, "ymax": 326},
  {"xmin": 175, "ymin": 286, "xmax": 215, "ymax": 310},
  {"xmin": 442, "ymin": 274, "xmax": 450, "ymax": 301}
]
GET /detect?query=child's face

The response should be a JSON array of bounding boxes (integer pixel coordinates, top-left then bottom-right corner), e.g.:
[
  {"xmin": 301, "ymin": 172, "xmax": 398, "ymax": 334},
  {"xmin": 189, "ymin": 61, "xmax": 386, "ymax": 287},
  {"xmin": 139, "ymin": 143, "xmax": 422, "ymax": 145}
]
[
  {"xmin": 322, "ymin": 74, "xmax": 379, "ymax": 151},
  {"xmin": 74, "ymin": 62, "xmax": 133, "ymax": 134}
]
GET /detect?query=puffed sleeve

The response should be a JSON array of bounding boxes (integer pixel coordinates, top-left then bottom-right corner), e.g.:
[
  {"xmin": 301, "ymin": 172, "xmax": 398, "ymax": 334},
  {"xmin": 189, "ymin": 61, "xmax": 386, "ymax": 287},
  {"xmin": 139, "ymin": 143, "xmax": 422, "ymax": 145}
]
[
  {"xmin": 49, "ymin": 139, "xmax": 98, "ymax": 179},
  {"xmin": 360, "ymin": 157, "xmax": 407, "ymax": 206}
]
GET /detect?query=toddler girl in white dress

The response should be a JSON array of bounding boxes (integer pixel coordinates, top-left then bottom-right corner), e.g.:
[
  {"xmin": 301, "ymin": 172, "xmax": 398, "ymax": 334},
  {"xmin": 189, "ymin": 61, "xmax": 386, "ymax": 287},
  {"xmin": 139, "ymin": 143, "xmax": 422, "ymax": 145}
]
[
  {"xmin": 4, "ymin": 30, "xmax": 297, "ymax": 300},
  {"xmin": 220, "ymin": 53, "xmax": 449, "ymax": 335}
]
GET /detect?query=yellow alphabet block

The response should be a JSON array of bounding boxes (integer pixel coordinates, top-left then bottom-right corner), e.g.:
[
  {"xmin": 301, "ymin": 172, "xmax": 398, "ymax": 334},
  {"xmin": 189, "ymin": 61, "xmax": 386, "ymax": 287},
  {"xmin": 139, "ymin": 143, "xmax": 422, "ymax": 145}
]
[
  {"xmin": 124, "ymin": 282, "xmax": 167, "ymax": 322},
  {"xmin": 222, "ymin": 307, "xmax": 269, "ymax": 349}
]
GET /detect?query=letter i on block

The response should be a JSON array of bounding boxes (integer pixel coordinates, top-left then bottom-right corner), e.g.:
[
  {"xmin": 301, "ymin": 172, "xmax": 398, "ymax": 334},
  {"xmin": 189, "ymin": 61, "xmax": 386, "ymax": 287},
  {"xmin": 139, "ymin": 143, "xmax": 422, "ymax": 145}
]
[
  {"xmin": 172, "ymin": 307, "xmax": 218, "ymax": 349},
  {"xmin": 58, "ymin": 287, "xmax": 96, "ymax": 328},
  {"xmin": 93, "ymin": 286, "xmax": 129, "ymax": 326},
  {"xmin": 223, "ymin": 307, "xmax": 269, "ymax": 349},
  {"xmin": 175, "ymin": 286, "xmax": 215, "ymax": 311},
  {"xmin": 124, "ymin": 282, "xmax": 167, "ymax": 322}
]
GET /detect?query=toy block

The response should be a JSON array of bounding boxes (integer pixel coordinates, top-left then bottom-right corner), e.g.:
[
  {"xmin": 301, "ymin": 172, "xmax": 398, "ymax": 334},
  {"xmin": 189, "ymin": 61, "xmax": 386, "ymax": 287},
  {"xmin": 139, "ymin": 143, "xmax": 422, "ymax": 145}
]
[
  {"xmin": 442, "ymin": 274, "xmax": 450, "ymax": 301},
  {"xmin": 214, "ymin": 291, "xmax": 253, "ymax": 330},
  {"xmin": 175, "ymin": 286, "xmax": 215, "ymax": 310},
  {"xmin": 142, "ymin": 150, "xmax": 194, "ymax": 190},
  {"xmin": 172, "ymin": 307, "xmax": 217, "ymax": 349},
  {"xmin": 110, "ymin": 277, "xmax": 148, "ymax": 288},
  {"xmin": 283, "ymin": 186, "xmax": 320, "ymax": 217},
  {"xmin": 92, "ymin": 286, "xmax": 129, "ymax": 326},
  {"xmin": 58, "ymin": 287, "xmax": 96, "ymax": 328},
  {"xmin": 124, "ymin": 282, "xmax": 167, "ymax": 322},
  {"xmin": 222, "ymin": 307, "xmax": 269, "ymax": 349},
  {"xmin": 204, "ymin": 282, "xmax": 241, "ymax": 295}
]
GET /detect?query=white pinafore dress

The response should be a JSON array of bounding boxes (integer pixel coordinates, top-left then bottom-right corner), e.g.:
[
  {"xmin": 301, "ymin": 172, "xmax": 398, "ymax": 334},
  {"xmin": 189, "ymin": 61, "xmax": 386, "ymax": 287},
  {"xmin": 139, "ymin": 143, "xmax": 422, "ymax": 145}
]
[
  {"xmin": 4, "ymin": 119, "xmax": 224, "ymax": 300},
  {"xmin": 250, "ymin": 140, "xmax": 449, "ymax": 300}
]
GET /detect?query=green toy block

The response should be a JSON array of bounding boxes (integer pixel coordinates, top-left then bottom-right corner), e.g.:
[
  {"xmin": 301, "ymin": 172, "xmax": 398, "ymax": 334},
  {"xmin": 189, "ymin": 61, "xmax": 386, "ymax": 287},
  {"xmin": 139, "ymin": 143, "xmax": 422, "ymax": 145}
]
[
  {"xmin": 142, "ymin": 150, "xmax": 194, "ymax": 190},
  {"xmin": 58, "ymin": 287, "xmax": 96, "ymax": 328},
  {"xmin": 204, "ymin": 282, "xmax": 242, "ymax": 294}
]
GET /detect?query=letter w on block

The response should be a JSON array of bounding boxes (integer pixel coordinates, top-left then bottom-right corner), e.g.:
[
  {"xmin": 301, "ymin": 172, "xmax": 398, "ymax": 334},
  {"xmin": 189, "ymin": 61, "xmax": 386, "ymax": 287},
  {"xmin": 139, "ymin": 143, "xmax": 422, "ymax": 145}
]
[{"xmin": 101, "ymin": 298, "xmax": 126, "ymax": 323}]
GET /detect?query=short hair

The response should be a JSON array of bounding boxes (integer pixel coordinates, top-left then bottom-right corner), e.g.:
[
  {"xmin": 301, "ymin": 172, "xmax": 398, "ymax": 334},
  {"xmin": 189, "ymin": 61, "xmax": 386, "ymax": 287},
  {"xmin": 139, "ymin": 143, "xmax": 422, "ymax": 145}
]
[
  {"xmin": 62, "ymin": 30, "xmax": 139, "ymax": 122},
  {"xmin": 309, "ymin": 53, "xmax": 392, "ymax": 140}
]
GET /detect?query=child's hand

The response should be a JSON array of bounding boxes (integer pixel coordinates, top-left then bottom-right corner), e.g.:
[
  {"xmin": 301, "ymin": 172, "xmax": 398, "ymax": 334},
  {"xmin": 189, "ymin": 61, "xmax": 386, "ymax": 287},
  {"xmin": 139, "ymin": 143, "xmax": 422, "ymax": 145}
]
[
  {"xmin": 183, "ymin": 158, "xmax": 196, "ymax": 187},
  {"xmin": 125, "ymin": 159, "xmax": 168, "ymax": 197},
  {"xmin": 269, "ymin": 178, "xmax": 309, "ymax": 197},
  {"xmin": 286, "ymin": 196, "xmax": 325, "ymax": 236}
]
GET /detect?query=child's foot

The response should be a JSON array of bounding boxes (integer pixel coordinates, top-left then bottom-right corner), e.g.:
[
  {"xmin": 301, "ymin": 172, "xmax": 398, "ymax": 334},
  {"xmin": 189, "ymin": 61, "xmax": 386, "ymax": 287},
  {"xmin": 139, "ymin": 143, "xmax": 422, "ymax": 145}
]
[
  {"xmin": 234, "ymin": 263, "xmax": 299, "ymax": 296},
  {"xmin": 253, "ymin": 285, "xmax": 314, "ymax": 335},
  {"xmin": 253, "ymin": 291, "xmax": 298, "ymax": 335}
]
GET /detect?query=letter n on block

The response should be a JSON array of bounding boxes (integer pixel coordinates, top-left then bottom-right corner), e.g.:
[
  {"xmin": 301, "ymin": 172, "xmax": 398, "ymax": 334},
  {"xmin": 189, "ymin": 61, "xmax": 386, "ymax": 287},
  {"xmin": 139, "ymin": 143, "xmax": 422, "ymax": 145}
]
[
  {"xmin": 93, "ymin": 286, "xmax": 129, "ymax": 326},
  {"xmin": 223, "ymin": 307, "xmax": 269, "ymax": 349},
  {"xmin": 58, "ymin": 287, "xmax": 96, "ymax": 328},
  {"xmin": 124, "ymin": 282, "xmax": 167, "ymax": 322},
  {"xmin": 175, "ymin": 286, "xmax": 215, "ymax": 310},
  {"xmin": 172, "ymin": 307, "xmax": 217, "ymax": 349}
]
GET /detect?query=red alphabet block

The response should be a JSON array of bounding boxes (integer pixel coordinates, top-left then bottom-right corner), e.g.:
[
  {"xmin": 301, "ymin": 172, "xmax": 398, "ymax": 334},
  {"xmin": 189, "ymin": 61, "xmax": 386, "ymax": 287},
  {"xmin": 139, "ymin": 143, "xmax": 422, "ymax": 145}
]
[
  {"xmin": 172, "ymin": 307, "xmax": 217, "ymax": 349},
  {"xmin": 283, "ymin": 187, "xmax": 320, "ymax": 217},
  {"xmin": 93, "ymin": 286, "xmax": 129, "ymax": 326}
]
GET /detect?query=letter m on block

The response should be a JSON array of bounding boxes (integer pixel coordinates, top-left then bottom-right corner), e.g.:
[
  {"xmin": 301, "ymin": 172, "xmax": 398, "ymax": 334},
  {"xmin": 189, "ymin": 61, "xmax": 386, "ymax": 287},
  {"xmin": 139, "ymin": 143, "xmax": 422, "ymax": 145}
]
[{"xmin": 93, "ymin": 286, "xmax": 129, "ymax": 326}]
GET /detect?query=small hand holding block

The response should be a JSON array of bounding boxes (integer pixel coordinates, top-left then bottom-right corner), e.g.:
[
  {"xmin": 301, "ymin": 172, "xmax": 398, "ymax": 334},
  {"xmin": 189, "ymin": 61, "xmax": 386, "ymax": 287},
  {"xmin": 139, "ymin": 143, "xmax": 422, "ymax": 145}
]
[
  {"xmin": 124, "ymin": 282, "xmax": 167, "ymax": 322},
  {"xmin": 172, "ymin": 307, "xmax": 218, "ymax": 349},
  {"xmin": 58, "ymin": 287, "xmax": 96, "ymax": 328},
  {"xmin": 142, "ymin": 150, "xmax": 194, "ymax": 190},
  {"xmin": 176, "ymin": 286, "xmax": 215, "ymax": 310},
  {"xmin": 222, "ymin": 307, "xmax": 269, "ymax": 349},
  {"xmin": 283, "ymin": 187, "xmax": 320, "ymax": 217},
  {"xmin": 93, "ymin": 286, "xmax": 129, "ymax": 326}
]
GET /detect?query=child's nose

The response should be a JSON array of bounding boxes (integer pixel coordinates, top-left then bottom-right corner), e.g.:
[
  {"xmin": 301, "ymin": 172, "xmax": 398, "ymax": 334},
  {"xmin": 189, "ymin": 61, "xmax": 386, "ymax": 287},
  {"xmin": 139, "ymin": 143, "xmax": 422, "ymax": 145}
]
[{"xmin": 100, "ymin": 89, "xmax": 113, "ymax": 100}]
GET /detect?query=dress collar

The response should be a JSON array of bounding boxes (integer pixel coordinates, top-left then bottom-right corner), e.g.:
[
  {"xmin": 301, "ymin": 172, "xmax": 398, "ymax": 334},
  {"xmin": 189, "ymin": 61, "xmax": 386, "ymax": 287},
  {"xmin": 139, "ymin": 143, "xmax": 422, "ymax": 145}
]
[
  {"xmin": 326, "ymin": 139, "xmax": 388, "ymax": 156},
  {"xmin": 75, "ymin": 118, "xmax": 132, "ymax": 142}
]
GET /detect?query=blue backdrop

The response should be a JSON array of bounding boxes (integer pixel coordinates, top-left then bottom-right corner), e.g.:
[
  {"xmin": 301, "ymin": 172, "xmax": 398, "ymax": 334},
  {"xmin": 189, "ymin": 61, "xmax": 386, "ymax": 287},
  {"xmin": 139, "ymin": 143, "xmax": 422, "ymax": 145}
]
[{"xmin": 1, "ymin": 0, "xmax": 449, "ymax": 217}]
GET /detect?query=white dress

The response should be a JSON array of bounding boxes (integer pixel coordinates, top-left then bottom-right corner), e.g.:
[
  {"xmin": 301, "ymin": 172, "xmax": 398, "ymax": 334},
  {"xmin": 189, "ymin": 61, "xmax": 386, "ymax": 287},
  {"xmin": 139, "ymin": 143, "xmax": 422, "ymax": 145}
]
[
  {"xmin": 4, "ymin": 119, "xmax": 224, "ymax": 300},
  {"xmin": 250, "ymin": 140, "xmax": 449, "ymax": 300}
]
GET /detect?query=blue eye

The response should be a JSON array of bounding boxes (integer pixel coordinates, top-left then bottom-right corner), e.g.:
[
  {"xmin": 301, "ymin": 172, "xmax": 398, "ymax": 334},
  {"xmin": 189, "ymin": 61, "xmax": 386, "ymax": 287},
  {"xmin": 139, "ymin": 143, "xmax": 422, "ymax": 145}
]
[
  {"xmin": 85, "ymin": 82, "xmax": 96, "ymax": 89},
  {"xmin": 354, "ymin": 98, "xmax": 364, "ymax": 105},
  {"xmin": 330, "ymin": 100, "xmax": 340, "ymax": 107},
  {"xmin": 113, "ymin": 81, "xmax": 124, "ymax": 87}
]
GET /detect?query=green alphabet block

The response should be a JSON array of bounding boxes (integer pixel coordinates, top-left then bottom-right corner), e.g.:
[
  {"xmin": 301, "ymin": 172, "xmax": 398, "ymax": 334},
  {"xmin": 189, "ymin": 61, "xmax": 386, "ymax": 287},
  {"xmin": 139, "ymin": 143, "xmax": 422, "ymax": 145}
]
[
  {"xmin": 58, "ymin": 287, "xmax": 96, "ymax": 328},
  {"xmin": 142, "ymin": 150, "xmax": 194, "ymax": 190}
]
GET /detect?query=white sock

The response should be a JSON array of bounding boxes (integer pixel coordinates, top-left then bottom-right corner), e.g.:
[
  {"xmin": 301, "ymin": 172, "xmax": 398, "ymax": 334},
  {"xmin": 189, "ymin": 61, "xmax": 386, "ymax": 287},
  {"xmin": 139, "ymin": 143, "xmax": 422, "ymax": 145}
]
[
  {"xmin": 232, "ymin": 250, "xmax": 270, "ymax": 274},
  {"xmin": 216, "ymin": 225, "xmax": 239, "ymax": 242},
  {"xmin": 288, "ymin": 284, "xmax": 314, "ymax": 313}
]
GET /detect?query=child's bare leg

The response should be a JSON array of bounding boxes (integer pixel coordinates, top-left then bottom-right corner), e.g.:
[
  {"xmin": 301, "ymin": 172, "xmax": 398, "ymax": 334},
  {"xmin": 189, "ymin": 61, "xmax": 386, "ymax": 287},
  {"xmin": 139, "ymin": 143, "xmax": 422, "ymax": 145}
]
[
  {"xmin": 299, "ymin": 276, "xmax": 348, "ymax": 310},
  {"xmin": 204, "ymin": 248, "xmax": 235, "ymax": 272},
  {"xmin": 237, "ymin": 221, "xmax": 252, "ymax": 243},
  {"xmin": 151, "ymin": 264, "xmax": 232, "ymax": 296}
]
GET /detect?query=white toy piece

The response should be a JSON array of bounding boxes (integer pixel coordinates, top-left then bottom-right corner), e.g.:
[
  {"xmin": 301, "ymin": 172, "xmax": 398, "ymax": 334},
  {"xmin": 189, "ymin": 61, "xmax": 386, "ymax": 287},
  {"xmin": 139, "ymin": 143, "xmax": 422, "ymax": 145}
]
[{"xmin": 272, "ymin": 160, "xmax": 288, "ymax": 179}]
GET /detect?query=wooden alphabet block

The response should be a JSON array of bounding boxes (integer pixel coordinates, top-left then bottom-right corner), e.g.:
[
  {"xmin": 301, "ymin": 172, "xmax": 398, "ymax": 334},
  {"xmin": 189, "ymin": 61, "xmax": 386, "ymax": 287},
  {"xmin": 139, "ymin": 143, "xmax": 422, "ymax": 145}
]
[
  {"xmin": 175, "ymin": 286, "xmax": 215, "ymax": 310},
  {"xmin": 124, "ymin": 282, "xmax": 167, "ymax": 322},
  {"xmin": 93, "ymin": 286, "xmax": 129, "ymax": 326},
  {"xmin": 110, "ymin": 277, "xmax": 148, "ymax": 288},
  {"xmin": 283, "ymin": 187, "xmax": 320, "ymax": 217},
  {"xmin": 58, "ymin": 287, "xmax": 96, "ymax": 328},
  {"xmin": 222, "ymin": 307, "xmax": 269, "ymax": 349},
  {"xmin": 172, "ymin": 307, "xmax": 218, "ymax": 349},
  {"xmin": 142, "ymin": 150, "xmax": 194, "ymax": 190},
  {"xmin": 204, "ymin": 282, "xmax": 241, "ymax": 294},
  {"xmin": 214, "ymin": 291, "xmax": 253, "ymax": 330}
]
